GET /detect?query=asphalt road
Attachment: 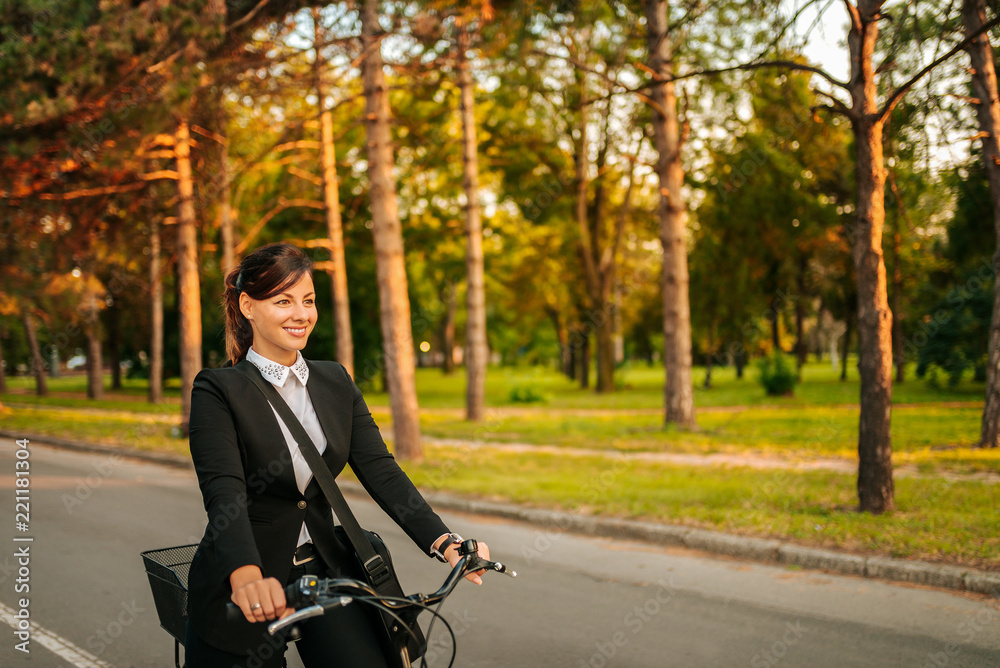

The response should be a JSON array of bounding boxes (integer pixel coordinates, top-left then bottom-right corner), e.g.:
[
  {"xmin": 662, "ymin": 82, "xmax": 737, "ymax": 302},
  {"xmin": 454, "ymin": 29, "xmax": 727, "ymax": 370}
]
[{"xmin": 0, "ymin": 438, "xmax": 997, "ymax": 668}]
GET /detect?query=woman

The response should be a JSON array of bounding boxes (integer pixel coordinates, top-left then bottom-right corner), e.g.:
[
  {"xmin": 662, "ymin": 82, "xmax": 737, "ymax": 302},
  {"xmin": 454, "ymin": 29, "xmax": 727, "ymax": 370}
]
[{"xmin": 184, "ymin": 242, "xmax": 489, "ymax": 667}]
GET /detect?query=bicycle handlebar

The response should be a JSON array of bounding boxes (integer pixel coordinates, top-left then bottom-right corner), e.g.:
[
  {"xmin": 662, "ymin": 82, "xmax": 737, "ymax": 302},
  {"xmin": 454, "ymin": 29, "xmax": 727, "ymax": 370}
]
[{"xmin": 225, "ymin": 539, "xmax": 516, "ymax": 632}]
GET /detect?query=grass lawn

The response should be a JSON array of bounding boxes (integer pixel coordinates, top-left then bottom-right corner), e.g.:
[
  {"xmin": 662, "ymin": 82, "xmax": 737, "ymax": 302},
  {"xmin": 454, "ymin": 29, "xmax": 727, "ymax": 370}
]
[
  {"xmin": 380, "ymin": 446, "xmax": 1000, "ymax": 570},
  {"xmin": 1, "ymin": 375, "xmax": 181, "ymax": 413},
  {"xmin": 407, "ymin": 405, "xmax": 998, "ymax": 474},
  {"xmin": 2, "ymin": 360, "xmax": 996, "ymax": 569},
  {"xmin": 0, "ymin": 404, "xmax": 189, "ymax": 456}
]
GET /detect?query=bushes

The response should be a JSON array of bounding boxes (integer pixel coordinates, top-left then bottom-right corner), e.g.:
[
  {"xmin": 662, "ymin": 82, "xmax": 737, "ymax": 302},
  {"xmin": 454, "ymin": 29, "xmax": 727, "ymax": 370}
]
[
  {"xmin": 508, "ymin": 385, "xmax": 548, "ymax": 404},
  {"xmin": 757, "ymin": 351, "xmax": 797, "ymax": 396}
]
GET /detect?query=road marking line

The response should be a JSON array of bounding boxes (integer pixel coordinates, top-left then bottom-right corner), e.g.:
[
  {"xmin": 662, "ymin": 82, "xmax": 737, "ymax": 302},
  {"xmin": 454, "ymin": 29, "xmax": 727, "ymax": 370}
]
[{"xmin": 0, "ymin": 601, "xmax": 112, "ymax": 668}]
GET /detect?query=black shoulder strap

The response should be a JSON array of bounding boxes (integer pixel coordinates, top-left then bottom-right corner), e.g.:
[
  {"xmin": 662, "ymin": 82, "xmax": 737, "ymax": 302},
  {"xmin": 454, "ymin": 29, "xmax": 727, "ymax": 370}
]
[{"xmin": 235, "ymin": 360, "xmax": 393, "ymax": 587}]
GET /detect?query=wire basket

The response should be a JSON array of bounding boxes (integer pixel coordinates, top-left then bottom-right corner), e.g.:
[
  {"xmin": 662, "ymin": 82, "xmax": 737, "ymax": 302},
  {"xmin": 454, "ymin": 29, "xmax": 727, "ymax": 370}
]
[{"xmin": 141, "ymin": 544, "xmax": 199, "ymax": 644}]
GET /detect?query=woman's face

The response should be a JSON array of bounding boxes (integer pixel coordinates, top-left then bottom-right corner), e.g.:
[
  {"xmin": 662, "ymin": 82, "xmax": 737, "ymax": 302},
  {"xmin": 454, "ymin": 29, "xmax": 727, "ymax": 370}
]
[{"xmin": 240, "ymin": 273, "xmax": 317, "ymax": 366}]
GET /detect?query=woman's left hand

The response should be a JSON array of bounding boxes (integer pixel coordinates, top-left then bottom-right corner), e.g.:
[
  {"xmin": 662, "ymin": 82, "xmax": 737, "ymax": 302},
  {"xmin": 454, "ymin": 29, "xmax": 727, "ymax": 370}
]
[{"xmin": 442, "ymin": 540, "xmax": 490, "ymax": 585}]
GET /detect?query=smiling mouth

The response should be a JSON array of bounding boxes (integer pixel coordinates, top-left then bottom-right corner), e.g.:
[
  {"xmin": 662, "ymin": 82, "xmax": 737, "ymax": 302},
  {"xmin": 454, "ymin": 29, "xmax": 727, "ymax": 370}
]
[{"xmin": 284, "ymin": 327, "xmax": 307, "ymax": 334}]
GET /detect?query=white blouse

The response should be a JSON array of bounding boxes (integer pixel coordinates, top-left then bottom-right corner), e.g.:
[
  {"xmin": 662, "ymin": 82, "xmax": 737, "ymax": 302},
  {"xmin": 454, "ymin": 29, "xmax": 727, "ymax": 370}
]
[{"xmin": 246, "ymin": 347, "xmax": 327, "ymax": 547}]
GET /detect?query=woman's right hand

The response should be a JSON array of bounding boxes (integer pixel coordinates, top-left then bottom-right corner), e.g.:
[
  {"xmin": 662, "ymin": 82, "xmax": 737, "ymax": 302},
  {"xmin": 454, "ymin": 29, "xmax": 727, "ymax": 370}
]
[{"xmin": 229, "ymin": 565, "xmax": 291, "ymax": 623}]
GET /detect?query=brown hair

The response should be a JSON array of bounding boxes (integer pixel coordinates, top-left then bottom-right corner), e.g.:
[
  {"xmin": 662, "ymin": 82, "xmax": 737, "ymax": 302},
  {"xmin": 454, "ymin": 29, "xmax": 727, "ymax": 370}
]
[{"xmin": 223, "ymin": 243, "xmax": 313, "ymax": 365}]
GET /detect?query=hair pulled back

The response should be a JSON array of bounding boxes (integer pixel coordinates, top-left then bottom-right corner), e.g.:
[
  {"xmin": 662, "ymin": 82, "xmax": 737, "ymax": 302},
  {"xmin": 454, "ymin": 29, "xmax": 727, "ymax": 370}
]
[{"xmin": 223, "ymin": 243, "xmax": 313, "ymax": 366}]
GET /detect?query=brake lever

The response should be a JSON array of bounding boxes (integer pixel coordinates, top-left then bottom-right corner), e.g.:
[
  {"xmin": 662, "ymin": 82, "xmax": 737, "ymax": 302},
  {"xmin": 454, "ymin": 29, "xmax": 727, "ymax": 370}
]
[
  {"xmin": 487, "ymin": 560, "xmax": 517, "ymax": 578},
  {"xmin": 267, "ymin": 597, "xmax": 352, "ymax": 636},
  {"xmin": 468, "ymin": 556, "xmax": 516, "ymax": 578},
  {"xmin": 459, "ymin": 539, "xmax": 517, "ymax": 578}
]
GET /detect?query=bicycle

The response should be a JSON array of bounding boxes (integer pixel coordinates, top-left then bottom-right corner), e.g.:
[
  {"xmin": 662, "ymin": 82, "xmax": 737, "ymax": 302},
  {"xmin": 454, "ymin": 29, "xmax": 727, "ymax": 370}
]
[{"xmin": 142, "ymin": 539, "xmax": 515, "ymax": 668}]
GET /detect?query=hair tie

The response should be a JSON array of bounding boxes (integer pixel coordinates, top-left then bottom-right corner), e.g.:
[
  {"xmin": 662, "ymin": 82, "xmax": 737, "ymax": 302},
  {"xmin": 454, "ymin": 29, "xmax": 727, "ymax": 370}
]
[{"xmin": 235, "ymin": 271, "xmax": 244, "ymax": 291}]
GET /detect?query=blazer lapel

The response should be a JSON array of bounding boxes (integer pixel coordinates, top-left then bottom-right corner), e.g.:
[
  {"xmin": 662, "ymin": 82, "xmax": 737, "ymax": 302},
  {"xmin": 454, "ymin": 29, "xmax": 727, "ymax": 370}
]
[
  {"xmin": 235, "ymin": 360, "xmax": 302, "ymax": 493},
  {"xmin": 304, "ymin": 361, "xmax": 353, "ymax": 468}
]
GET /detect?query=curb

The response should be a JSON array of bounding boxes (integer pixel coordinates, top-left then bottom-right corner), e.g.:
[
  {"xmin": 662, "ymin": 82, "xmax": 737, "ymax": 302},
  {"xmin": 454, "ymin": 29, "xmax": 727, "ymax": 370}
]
[
  {"xmin": 8, "ymin": 431, "xmax": 998, "ymax": 597},
  {"xmin": 409, "ymin": 488, "xmax": 1000, "ymax": 598},
  {"xmin": 1, "ymin": 430, "xmax": 194, "ymax": 469}
]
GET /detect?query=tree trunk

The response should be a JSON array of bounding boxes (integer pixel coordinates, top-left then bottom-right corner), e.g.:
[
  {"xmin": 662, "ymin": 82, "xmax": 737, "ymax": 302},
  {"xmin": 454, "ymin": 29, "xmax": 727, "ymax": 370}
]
[
  {"xmin": 573, "ymin": 66, "xmax": 626, "ymax": 395},
  {"xmin": 547, "ymin": 306, "xmax": 571, "ymax": 378},
  {"xmin": 849, "ymin": 1, "xmax": 894, "ymax": 513},
  {"xmin": 82, "ymin": 280, "xmax": 105, "ymax": 399},
  {"xmin": 891, "ymin": 225, "xmax": 904, "ymax": 383},
  {"xmin": 314, "ymin": 8, "xmax": 354, "ymax": 377},
  {"xmin": 841, "ymin": 309, "xmax": 853, "ymax": 382},
  {"xmin": 794, "ymin": 301, "xmax": 805, "ymax": 370},
  {"xmin": 614, "ymin": 286, "xmax": 625, "ymax": 365},
  {"xmin": 770, "ymin": 293, "xmax": 782, "ymax": 350},
  {"xmin": 149, "ymin": 219, "xmax": 164, "ymax": 403},
  {"xmin": 585, "ymin": 78, "xmax": 618, "ymax": 394},
  {"xmin": 361, "ymin": 0, "xmax": 422, "ymax": 460},
  {"xmin": 567, "ymin": 334, "xmax": 578, "ymax": 381},
  {"xmin": 22, "ymin": 311, "xmax": 46, "ymax": 397},
  {"xmin": 964, "ymin": 0, "xmax": 1000, "ymax": 448},
  {"xmin": 815, "ymin": 301, "xmax": 827, "ymax": 363},
  {"xmin": 218, "ymin": 110, "xmax": 236, "ymax": 276},
  {"xmin": 646, "ymin": 0, "xmax": 695, "ymax": 428},
  {"xmin": 579, "ymin": 329, "xmax": 590, "ymax": 390},
  {"xmin": 85, "ymin": 318, "xmax": 103, "ymax": 400},
  {"xmin": 795, "ymin": 259, "xmax": 808, "ymax": 374},
  {"xmin": 457, "ymin": 26, "xmax": 488, "ymax": 420},
  {"xmin": 595, "ymin": 127, "xmax": 636, "ymax": 395},
  {"xmin": 572, "ymin": 64, "xmax": 605, "ymax": 393},
  {"xmin": 703, "ymin": 331, "xmax": 713, "ymax": 390},
  {"xmin": 0, "ymin": 327, "xmax": 7, "ymax": 393},
  {"xmin": 176, "ymin": 119, "xmax": 203, "ymax": 436},
  {"xmin": 441, "ymin": 283, "xmax": 456, "ymax": 375},
  {"xmin": 594, "ymin": 311, "xmax": 615, "ymax": 392},
  {"xmin": 108, "ymin": 300, "xmax": 121, "ymax": 390}
]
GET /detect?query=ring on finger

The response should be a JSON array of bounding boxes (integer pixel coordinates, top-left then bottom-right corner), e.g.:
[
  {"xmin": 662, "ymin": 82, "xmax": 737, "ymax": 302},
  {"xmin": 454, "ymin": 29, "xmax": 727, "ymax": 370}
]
[{"xmin": 251, "ymin": 603, "xmax": 262, "ymax": 610}]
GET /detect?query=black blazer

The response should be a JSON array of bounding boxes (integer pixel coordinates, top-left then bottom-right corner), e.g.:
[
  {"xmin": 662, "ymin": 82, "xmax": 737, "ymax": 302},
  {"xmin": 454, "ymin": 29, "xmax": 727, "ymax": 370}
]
[{"xmin": 186, "ymin": 359, "xmax": 449, "ymax": 655}]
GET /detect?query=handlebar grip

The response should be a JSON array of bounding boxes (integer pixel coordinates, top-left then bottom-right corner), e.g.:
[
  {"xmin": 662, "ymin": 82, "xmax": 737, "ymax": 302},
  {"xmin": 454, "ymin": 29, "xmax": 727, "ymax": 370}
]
[
  {"xmin": 225, "ymin": 601, "xmax": 246, "ymax": 623},
  {"xmin": 284, "ymin": 578, "xmax": 308, "ymax": 608},
  {"xmin": 224, "ymin": 577, "xmax": 312, "ymax": 624}
]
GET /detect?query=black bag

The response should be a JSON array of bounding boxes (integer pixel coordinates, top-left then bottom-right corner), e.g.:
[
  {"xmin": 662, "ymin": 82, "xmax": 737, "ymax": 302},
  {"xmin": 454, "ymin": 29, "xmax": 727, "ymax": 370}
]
[
  {"xmin": 333, "ymin": 526, "xmax": 426, "ymax": 663},
  {"xmin": 237, "ymin": 361, "xmax": 425, "ymax": 667}
]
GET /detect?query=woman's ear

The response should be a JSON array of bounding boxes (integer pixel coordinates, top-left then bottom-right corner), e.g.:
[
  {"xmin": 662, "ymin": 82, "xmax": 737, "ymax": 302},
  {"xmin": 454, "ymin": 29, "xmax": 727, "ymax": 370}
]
[{"xmin": 239, "ymin": 292, "xmax": 253, "ymax": 320}]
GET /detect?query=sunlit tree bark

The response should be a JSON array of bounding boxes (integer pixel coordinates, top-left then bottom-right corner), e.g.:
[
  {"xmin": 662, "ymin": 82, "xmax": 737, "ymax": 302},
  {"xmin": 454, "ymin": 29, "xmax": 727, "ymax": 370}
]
[
  {"xmin": 149, "ymin": 218, "xmax": 164, "ymax": 403},
  {"xmin": 844, "ymin": 1, "xmax": 895, "ymax": 513},
  {"xmin": 313, "ymin": 8, "xmax": 354, "ymax": 376},
  {"xmin": 360, "ymin": 0, "xmax": 421, "ymax": 459},
  {"xmin": 964, "ymin": 0, "xmax": 1000, "ymax": 448},
  {"xmin": 0, "ymin": 327, "xmax": 7, "ymax": 394},
  {"xmin": 21, "ymin": 310, "xmax": 46, "ymax": 397},
  {"xmin": 218, "ymin": 108, "xmax": 236, "ymax": 277},
  {"xmin": 645, "ymin": 0, "xmax": 696, "ymax": 428},
  {"xmin": 83, "ymin": 282, "xmax": 104, "ymax": 400},
  {"xmin": 457, "ymin": 24, "xmax": 488, "ymax": 420},
  {"xmin": 176, "ymin": 119, "xmax": 203, "ymax": 436}
]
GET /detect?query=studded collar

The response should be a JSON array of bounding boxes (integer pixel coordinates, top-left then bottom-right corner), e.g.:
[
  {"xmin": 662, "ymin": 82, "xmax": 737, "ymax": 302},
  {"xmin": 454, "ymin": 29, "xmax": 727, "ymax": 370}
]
[{"xmin": 245, "ymin": 347, "xmax": 309, "ymax": 387}]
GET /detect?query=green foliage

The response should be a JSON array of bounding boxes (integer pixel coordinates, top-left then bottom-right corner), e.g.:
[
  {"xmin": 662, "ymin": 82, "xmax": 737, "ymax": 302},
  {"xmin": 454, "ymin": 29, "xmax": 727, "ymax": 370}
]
[
  {"xmin": 693, "ymin": 64, "xmax": 852, "ymax": 363},
  {"xmin": 756, "ymin": 351, "xmax": 797, "ymax": 396},
  {"xmin": 508, "ymin": 384, "xmax": 549, "ymax": 404},
  {"xmin": 913, "ymin": 158, "xmax": 996, "ymax": 387},
  {"xmin": 915, "ymin": 269, "xmax": 992, "ymax": 386}
]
